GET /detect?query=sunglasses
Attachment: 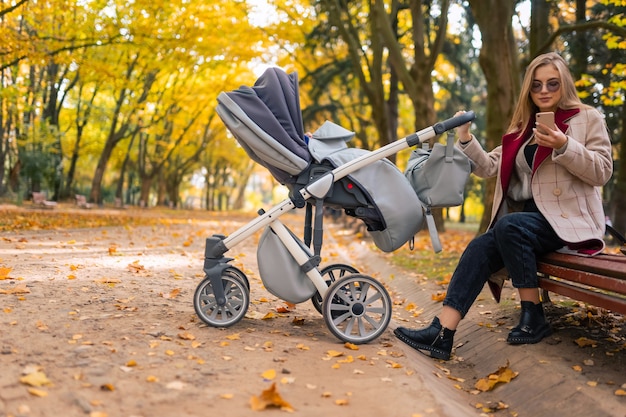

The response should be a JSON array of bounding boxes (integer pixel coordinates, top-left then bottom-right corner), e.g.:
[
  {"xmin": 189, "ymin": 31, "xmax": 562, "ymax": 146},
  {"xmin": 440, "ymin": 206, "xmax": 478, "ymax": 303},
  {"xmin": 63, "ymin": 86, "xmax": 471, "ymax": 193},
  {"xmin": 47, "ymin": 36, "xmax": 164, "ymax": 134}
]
[{"xmin": 531, "ymin": 80, "xmax": 561, "ymax": 93}]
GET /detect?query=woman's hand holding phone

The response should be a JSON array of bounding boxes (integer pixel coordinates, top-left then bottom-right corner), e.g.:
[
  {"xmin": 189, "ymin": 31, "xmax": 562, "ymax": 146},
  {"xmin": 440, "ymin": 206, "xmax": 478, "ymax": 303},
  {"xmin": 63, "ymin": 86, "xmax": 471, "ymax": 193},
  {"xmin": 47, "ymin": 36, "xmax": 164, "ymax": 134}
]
[
  {"xmin": 534, "ymin": 111, "xmax": 568, "ymax": 150},
  {"xmin": 536, "ymin": 112, "xmax": 555, "ymax": 134}
]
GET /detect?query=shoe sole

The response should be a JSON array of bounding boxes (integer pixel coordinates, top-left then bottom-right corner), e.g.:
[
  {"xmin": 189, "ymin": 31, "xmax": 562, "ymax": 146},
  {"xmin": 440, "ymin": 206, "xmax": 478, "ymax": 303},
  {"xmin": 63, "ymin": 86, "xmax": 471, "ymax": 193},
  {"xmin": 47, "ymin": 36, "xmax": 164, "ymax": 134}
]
[
  {"xmin": 393, "ymin": 328, "xmax": 450, "ymax": 360},
  {"xmin": 506, "ymin": 325, "xmax": 552, "ymax": 345}
]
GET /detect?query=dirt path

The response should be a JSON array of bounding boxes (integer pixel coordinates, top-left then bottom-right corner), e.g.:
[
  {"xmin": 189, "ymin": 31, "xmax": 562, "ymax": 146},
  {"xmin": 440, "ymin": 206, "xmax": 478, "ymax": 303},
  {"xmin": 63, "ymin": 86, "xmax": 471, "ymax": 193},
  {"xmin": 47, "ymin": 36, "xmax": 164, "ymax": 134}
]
[
  {"xmin": 1, "ymin": 206, "xmax": 625, "ymax": 417},
  {"xmin": 0, "ymin": 208, "xmax": 472, "ymax": 417}
]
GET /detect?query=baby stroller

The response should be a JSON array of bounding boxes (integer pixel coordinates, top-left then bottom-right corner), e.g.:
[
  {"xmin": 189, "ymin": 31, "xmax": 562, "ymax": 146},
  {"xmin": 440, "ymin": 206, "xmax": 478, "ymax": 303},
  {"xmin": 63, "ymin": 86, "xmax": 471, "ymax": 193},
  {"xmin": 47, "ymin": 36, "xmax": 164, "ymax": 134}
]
[{"xmin": 194, "ymin": 68, "xmax": 474, "ymax": 344}]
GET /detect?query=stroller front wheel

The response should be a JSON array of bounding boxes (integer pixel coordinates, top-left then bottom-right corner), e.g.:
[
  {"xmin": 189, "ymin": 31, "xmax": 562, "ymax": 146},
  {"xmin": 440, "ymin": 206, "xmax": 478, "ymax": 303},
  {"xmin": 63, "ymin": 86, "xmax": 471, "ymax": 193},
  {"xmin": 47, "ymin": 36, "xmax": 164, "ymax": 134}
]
[
  {"xmin": 193, "ymin": 267, "xmax": 250, "ymax": 328},
  {"xmin": 322, "ymin": 274, "xmax": 392, "ymax": 344}
]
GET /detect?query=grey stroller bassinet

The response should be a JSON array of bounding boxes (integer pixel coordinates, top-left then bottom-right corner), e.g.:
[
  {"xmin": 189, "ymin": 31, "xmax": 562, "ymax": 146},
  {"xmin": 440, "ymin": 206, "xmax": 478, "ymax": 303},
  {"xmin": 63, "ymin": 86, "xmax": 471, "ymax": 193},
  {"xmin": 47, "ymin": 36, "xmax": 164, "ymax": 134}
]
[{"xmin": 194, "ymin": 68, "xmax": 474, "ymax": 344}]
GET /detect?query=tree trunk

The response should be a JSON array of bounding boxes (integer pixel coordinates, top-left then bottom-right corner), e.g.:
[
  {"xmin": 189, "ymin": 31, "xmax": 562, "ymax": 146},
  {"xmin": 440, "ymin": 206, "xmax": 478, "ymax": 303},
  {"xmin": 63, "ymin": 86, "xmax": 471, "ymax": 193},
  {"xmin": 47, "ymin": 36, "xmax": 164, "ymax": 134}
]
[
  {"xmin": 468, "ymin": 0, "xmax": 519, "ymax": 233},
  {"xmin": 530, "ymin": 0, "xmax": 551, "ymax": 57}
]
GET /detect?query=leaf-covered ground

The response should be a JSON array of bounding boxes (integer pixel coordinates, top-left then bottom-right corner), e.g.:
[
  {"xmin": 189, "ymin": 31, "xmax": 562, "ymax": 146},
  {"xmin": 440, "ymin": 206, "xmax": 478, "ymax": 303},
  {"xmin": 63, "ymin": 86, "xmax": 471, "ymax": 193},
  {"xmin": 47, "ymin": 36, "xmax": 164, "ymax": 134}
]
[
  {"xmin": 1, "ymin": 204, "xmax": 624, "ymax": 417},
  {"xmin": 0, "ymin": 205, "xmax": 461, "ymax": 417}
]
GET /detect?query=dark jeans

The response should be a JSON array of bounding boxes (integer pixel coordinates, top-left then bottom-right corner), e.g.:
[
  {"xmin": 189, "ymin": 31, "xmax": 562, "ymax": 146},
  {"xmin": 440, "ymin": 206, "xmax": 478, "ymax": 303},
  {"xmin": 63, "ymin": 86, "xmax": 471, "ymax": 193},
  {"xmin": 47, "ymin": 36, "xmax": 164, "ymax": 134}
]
[{"xmin": 443, "ymin": 211, "xmax": 563, "ymax": 318}]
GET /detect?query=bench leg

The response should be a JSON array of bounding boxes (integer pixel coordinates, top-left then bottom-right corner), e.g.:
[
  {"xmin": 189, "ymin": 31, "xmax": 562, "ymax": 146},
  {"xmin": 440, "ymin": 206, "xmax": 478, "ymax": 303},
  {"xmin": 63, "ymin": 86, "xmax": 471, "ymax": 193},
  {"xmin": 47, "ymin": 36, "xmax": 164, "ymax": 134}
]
[{"xmin": 540, "ymin": 288, "xmax": 552, "ymax": 304}]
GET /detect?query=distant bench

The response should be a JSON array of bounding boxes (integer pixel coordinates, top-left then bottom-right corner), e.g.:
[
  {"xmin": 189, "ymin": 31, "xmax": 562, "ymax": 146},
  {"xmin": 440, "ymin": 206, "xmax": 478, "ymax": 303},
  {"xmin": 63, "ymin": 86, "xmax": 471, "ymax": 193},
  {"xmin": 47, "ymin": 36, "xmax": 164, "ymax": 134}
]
[
  {"xmin": 75, "ymin": 194, "xmax": 93, "ymax": 209},
  {"xmin": 31, "ymin": 192, "xmax": 57, "ymax": 209},
  {"xmin": 537, "ymin": 252, "xmax": 626, "ymax": 315}
]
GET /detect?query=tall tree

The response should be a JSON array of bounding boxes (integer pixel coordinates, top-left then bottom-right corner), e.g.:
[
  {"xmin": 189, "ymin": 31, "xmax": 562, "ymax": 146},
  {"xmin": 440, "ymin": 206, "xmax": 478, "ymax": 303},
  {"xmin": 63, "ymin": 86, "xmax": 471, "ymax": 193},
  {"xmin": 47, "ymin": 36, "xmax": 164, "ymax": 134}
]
[{"xmin": 467, "ymin": 0, "xmax": 519, "ymax": 232}]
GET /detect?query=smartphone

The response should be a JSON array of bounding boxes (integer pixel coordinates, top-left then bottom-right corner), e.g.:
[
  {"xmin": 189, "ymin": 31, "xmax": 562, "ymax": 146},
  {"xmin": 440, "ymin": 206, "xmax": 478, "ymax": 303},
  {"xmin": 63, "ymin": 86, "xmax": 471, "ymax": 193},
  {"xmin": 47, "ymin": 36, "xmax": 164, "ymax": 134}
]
[{"xmin": 536, "ymin": 112, "xmax": 555, "ymax": 133}]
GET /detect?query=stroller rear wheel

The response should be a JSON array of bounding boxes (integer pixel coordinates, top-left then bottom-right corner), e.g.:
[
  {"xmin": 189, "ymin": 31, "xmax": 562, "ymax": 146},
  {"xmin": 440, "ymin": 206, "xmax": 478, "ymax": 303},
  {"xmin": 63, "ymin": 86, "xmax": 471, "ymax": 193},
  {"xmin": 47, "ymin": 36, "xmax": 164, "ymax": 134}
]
[
  {"xmin": 322, "ymin": 274, "xmax": 392, "ymax": 344},
  {"xmin": 193, "ymin": 267, "xmax": 250, "ymax": 328},
  {"xmin": 311, "ymin": 263, "xmax": 359, "ymax": 315}
]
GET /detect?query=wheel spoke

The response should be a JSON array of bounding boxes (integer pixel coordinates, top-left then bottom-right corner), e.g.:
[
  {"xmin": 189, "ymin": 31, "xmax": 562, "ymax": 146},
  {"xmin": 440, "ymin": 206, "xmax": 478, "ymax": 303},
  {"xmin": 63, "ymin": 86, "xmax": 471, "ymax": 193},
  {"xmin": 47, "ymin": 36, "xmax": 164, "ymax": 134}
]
[
  {"xmin": 357, "ymin": 281, "xmax": 370, "ymax": 300},
  {"xmin": 334, "ymin": 288, "xmax": 352, "ymax": 305},
  {"xmin": 363, "ymin": 312, "xmax": 382, "ymax": 329},
  {"xmin": 364, "ymin": 290, "xmax": 381, "ymax": 305},
  {"xmin": 357, "ymin": 317, "xmax": 367, "ymax": 336},
  {"xmin": 343, "ymin": 315, "xmax": 356, "ymax": 335}
]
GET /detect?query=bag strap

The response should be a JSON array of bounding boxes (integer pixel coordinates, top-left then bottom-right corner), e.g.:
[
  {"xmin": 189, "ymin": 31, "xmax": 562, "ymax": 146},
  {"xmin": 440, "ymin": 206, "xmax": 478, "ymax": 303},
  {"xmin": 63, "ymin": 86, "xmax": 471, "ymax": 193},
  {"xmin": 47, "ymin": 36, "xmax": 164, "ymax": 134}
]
[
  {"xmin": 424, "ymin": 207, "xmax": 442, "ymax": 253},
  {"xmin": 445, "ymin": 130, "xmax": 455, "ymax": 163}
]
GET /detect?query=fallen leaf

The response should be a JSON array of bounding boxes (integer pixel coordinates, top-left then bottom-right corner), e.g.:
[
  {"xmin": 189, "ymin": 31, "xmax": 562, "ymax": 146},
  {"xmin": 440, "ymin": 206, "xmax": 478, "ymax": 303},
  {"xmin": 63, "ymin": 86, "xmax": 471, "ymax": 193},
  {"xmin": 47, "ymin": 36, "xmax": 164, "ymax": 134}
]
[
  {"xmin": 431, "ymin": 292, "xmax": 446, "ymax": 302},
  {"xmin": 0, "ymin": 283, "xmax": 30, "ymax": 294},
  {"xmin": 475, "ymin": 401, "xmax": 509, "ymax": 412},
  {"xmin": 161, "ymin": 288, "xmax": 181, "ymax": 299},
  {"xmin": 94, "ymin": 278, "xmax": 121, "ymax": 285},
  {"xmin": 250, "ymin": 382, "xmax": 294, "ymax": 412},
  {"xmin": 261, "ymin": 369, "xmax": 276, "ymax": 380},
  {"xmin": 20, "ymin": 371, "xmax": 52, "ymax": 387},
  {"xmin": 178, "ymin": 332, "xmax": 195, "ymax": 340},
  {"xmin": 474, "ymin": 361, "xmax": 518, "ymax": 392},
  {"xmin": 574, "ymin": 337, "xmax": 597, "ymax": 348},
  {"xmin": 27, "ymin": 388, "xmax": 48, "ymax": 397},
  {"xmin": 262, "ymin": 312, "xmax": 276, "ymax": 320},
  {"xmin": 0, "ymin": 266, "xmax": 12, "ymax": 280},
  {"xmin": 127, "ymin": 261, "xmax": 145, "ymax": 272}
]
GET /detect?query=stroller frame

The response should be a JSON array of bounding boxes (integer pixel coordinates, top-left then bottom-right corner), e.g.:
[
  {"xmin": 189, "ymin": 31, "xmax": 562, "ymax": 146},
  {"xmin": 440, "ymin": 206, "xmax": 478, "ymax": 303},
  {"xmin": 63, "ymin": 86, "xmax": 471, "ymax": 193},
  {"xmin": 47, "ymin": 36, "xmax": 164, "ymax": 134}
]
[{"xmin": 194, "ymin": 108, "xmax": 474, "ymax": 344}]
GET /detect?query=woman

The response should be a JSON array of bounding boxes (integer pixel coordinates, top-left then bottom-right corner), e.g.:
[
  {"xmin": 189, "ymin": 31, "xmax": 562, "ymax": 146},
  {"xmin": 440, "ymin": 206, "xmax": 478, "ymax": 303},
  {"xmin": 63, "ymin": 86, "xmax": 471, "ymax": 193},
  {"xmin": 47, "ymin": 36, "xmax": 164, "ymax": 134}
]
[{"xmin": 394, "ymin": 52, "xmax": 613, "ymax": 360}]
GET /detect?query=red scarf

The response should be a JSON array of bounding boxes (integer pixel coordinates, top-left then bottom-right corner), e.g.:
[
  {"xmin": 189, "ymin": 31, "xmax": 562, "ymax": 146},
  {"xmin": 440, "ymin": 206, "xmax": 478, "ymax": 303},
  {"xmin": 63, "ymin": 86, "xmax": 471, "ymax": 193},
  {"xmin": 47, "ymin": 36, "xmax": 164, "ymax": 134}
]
[{"xmin": 498, "ymin": 108, "xmax": 580, "ymax": 195}]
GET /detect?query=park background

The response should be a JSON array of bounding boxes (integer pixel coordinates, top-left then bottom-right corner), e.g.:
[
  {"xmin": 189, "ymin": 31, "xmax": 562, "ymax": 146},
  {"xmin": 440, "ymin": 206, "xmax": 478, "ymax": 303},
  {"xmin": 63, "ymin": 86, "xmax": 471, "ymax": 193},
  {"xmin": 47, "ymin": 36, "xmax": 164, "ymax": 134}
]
[{"xmin": 0, "ymin": 0, "xmax": 624, "ymax": 233}]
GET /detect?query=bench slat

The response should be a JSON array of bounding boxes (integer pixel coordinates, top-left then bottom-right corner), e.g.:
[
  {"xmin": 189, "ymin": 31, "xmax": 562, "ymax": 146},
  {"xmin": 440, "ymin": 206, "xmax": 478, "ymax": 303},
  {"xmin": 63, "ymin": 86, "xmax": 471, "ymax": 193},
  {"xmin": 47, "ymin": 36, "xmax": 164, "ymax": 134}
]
[
  {"xmin": 537, "ymin": 262, "xmax": 626, "ymax": 294},
  {"xmin": 539, "ymin": 252, "xmax": 626, "ymax": 280},
  {"xmin": 538, "ymin": 276, "xmax": 626, "ymax": 315}
]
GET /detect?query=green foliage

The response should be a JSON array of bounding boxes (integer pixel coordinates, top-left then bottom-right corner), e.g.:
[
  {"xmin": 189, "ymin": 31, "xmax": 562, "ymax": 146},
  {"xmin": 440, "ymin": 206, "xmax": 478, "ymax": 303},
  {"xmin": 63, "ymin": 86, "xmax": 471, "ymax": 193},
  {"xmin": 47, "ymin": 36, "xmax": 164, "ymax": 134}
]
[{"xmin": 0, "ymin": 0, "xmax": 623, "ymax": 214}]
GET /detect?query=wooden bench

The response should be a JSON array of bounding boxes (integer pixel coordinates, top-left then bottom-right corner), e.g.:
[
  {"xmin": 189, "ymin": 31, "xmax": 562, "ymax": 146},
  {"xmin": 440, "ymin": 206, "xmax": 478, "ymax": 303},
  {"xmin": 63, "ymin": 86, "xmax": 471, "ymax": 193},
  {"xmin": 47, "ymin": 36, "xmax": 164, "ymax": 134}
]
[
  {"xmin": 75, "ymin": 194, "xmax": 93, "ymax": 209},
  {"xmin": 31, "ymin": 192, "xmax": 57, "ymax": 209},
  {"xmin": 537, "ymin": 252, "xmax": 626, "ymax": 315}
]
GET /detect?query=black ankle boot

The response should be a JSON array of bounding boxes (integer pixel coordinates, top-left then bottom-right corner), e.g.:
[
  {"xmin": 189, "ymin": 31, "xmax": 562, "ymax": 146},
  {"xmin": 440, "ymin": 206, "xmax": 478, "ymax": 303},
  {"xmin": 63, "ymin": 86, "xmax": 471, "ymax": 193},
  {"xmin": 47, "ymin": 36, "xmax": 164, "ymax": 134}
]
[
  {"xmin": 394, "ymin": 317, "xmax": 455, "ymax": 360},
  {"xmin": 507, "ymin": 301, "xmax": 552, "ymax": 344}
]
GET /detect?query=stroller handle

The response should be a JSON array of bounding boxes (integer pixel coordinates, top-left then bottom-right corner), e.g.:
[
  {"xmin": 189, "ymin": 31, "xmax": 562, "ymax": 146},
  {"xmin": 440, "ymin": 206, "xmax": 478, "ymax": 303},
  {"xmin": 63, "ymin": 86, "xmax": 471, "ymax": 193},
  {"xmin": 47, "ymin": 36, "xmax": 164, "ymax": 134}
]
[{"xmin": 433, "ymin": 111, "xmax": 476, "ymax": 135}]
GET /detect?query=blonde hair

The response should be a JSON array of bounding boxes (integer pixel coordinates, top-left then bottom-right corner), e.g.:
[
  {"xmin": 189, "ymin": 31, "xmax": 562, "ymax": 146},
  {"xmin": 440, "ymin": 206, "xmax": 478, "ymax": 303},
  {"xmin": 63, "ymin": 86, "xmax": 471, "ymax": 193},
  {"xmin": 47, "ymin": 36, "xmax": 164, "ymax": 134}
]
[{"xmin": 506, "ymin": 52, "xmax": 589, "ymax": 136}]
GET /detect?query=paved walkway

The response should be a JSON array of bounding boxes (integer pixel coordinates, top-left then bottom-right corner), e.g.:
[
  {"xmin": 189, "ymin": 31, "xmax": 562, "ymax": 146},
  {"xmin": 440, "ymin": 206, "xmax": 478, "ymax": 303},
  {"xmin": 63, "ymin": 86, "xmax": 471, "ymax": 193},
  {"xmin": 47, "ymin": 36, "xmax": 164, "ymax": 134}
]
[{"xmin": 329, "ymin": 221, "xmax": 626, "ymax": 417}]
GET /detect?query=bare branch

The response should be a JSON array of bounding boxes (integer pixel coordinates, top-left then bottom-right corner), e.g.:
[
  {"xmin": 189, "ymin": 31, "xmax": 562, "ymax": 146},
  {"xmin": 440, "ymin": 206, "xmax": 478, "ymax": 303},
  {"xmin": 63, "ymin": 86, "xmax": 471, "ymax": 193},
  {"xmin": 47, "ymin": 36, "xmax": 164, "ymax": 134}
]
[
  {"xmin": 0, "ymin": 0, "xmax": 29, "ymax": 18},
  {"xmin": 538, "ymin": 20, "xmax": 626, "ymax": 54}
]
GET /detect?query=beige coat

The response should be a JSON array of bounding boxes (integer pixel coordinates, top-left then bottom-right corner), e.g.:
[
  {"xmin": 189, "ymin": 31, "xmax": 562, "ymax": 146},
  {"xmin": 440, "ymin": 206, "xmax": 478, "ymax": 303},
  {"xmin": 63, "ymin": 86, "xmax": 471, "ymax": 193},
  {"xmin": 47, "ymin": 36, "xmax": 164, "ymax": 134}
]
[{"xmin": 460, "ymin": 107, "xmax": 613, "ymax": 255}]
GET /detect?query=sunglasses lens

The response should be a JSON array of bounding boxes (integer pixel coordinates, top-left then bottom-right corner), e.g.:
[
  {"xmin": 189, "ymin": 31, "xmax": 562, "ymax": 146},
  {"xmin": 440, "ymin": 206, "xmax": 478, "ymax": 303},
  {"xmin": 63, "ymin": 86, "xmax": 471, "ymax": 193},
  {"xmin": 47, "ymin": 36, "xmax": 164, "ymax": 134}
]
[
  {"xmin": 531, "ymin": 81, "xmax": 560, "ymax": 93},
  {"xmin": 547, "ymin": 81, "xmax": 560, "ymax": 92}
]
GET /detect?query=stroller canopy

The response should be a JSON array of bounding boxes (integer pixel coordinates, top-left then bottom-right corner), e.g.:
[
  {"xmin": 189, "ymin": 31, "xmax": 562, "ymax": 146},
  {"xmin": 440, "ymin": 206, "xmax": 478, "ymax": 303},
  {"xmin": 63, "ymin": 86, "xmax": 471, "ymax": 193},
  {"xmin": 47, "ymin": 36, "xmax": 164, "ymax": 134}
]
[
  {"xmin": 217, "ymin": 67, "xmax": 424, "ymax": 253},
  {"xmin": 216, "ymin": 68, "xmax": 312, "ymax": 184}
]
